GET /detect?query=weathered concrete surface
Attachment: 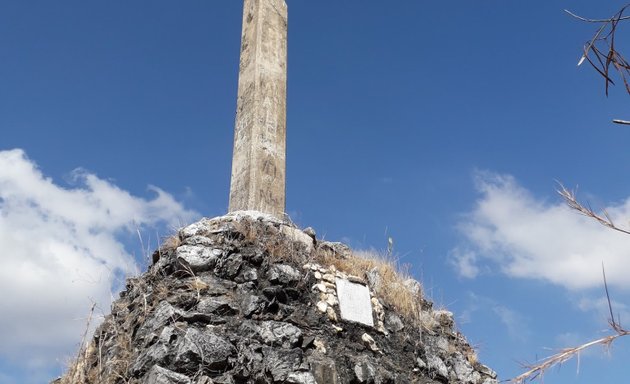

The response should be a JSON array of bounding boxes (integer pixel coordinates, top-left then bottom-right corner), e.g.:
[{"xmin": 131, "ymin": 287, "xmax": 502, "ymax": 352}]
[
  {"xmin": 336, "ymin": 278, "xmax": 375, "ymax": 327},
  {"xmin": 229, "ymin": 0, "xmax": 288, "ymax": 218}
]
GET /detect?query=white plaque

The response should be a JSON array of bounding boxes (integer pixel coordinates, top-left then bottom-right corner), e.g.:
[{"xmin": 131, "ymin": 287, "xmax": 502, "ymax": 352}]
[{"xmin": 335, "ymin": 278, "xmax": 374, "ymax": 326}]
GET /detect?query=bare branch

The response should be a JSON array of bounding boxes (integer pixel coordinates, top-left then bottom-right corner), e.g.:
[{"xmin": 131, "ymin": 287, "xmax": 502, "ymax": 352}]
[
  {"xmin": 511, "ymin": 265, "xmax": 630, "ymax": 383},
  {"xmin": 565, "ymin": 9, "xmax": 630, "ymax": 23},
  {"xmin": 511, "ymin": 331, "xmax": 630, "ymax": 383},
  {"xmin": 557, "ymin": 184, "xmax": 630, "ymax": 235},
  {"xmin": 568, "ymin": 4, "xmax": 630, "ymax": 99}
]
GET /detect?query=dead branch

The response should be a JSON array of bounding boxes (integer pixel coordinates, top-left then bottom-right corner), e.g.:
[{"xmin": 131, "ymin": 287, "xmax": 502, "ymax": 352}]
[
  {"xmin": 567, "ymin": 4, "xmax": 630, "ymax": 122},
  {"xmin": 511, "ymin": 266, "xmax": 630, "ymax": 383},
  {"xmin": 557, "ymin": 184, "xmax": 630, "ymax": 235},
  {"xmin": 567, "ymin": 5, "xmax": 630, "ymax": 95}
]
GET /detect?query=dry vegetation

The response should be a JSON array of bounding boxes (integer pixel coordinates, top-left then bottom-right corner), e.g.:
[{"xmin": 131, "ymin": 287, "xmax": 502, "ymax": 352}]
[{"xmin": 317, "ymin": 248, "xmax": 424, "ymax": 325}]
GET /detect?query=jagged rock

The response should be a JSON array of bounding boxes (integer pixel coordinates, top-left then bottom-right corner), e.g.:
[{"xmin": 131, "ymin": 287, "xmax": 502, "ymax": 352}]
[
  {"xmin": 183, "ymin": 235, "xmax": 215, "ymax": 247},
  {"xmin": 197, "ymin": 273, "xmax": 236, "ymax": 295},
  {"xmin": 174, "ymin": 328, "xmax": 235, "ymax": 371},
  {"xmin": 286, "ymin": 371, "xmax": 317, "ymax": 384},
  {"xmin": 263, "ymin": 347, "xmax": 303, "ymax": 382},
  {"xmin": 238, "ymin": 267, "xmax": 258, "ymax": 282},
  {"xmin": 317, "ymin": 241, "xmax": 352, "ymax": 258},
  {"xmin": 197, "ymin": 296, "xmax": 238, "ymax": 316},
  {"xmin": 353, "ymin": 357, "xmax": 376, "ymax": 383},
  {"xmin": 132, "ymin": 337, "xmax": 171, "ymax": 375},
  {"xmin": 257, "ymin": 321, "xmax": 302, "ymax": 348},
  {"xmin": 136, "ymin": 302, "xmax": 181, "ymax": 340},
  {"xmin": 303, "ymin": 227, "xmax": 316, "ymax": 240},
  {"xmin": 240, "ymin": 294, "xmax": 264, "ymax": 317},
  {"xmin": 384, "ymin": 312, "xmax": 404, "ymax": 332},
  {"xmin": 365, "ymin": 267, "xmax": 382, "ymax": 291},
  {"xmin": 451, "ymin": 353, "xmax": 481, "ymax": 383},
  {"xmin": 53, "ymin": 213, "xmax": 499, "ymax": 384},
  {"xmin": 308, "ymin": 355, "xmax": 338, "ymax": 384},
  {"xmin": 279, "ymin": 225, "xmax": 315, "ymax": 253},
  {"xmin": 214, "ymin": 254, "xmax": 243, "ymax": 278},
  {"xmin": 268, "ymin": 264, "xmax": 301, "ymax": 285},
  {"xmin": 180, "ymin": 219, "xmax": 215, "ymax": 238},
  {"xmin": 427, "ymin": 355, "xmax": 449, "ymax": 378},
  {"xmin": 176, "ymin": 245, "xmax": 221, "ymax": 272},
  {"xmin": 143, "ymin": 365, "xmax": 192, "ymax": 384}
]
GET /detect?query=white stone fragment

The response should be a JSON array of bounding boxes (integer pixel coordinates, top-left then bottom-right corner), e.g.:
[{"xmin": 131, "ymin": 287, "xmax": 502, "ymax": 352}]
[
  {"xmin": 335, "ymin": 278, "xmax": 374, "ymax": 327},
  {"xmin": 376, "ymin": 320, "xmax": 388, "ymax": 335},
  {"xmin": 361, "ymin": 333, "xmax": 380, "ymax": 353},
  {"xmin": 326, "ymin": 307, "xmax": 338, "ymax": 322},
  {"xmin": 322, "ymin": 273, "xmax": 335, "ymax": 283},
  {"xmin": 313, "ymin": 338, "xmax": 327, "ymax": 354},
  {"xmin": 316, "ymin": 301, "xmax": 328, "ymax": 313}
]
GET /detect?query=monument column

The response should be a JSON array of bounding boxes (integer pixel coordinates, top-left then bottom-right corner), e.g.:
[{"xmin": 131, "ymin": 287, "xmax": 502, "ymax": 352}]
[{"xmin": 229, "ymin": 0, "xmax": 288, "ymax": 218}]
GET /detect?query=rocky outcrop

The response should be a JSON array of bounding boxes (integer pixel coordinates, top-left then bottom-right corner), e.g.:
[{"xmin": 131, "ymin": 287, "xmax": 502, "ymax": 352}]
[{"xmin": 55, "ymin": 211, "xmax": 498, "ymax": 384}]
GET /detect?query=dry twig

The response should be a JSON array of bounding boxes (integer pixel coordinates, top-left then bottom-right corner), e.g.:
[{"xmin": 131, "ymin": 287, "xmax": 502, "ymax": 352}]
[
  {"xmin": 511, "ymin": 184, "xmax": 630, "ymax": 382},
  {"xmin": 567, "ymin": 4, "xmax": 630, "ymax": 123},
  {"xmin": 557, "ymin": 184, "xmax": 630, "ymax": 235},
  {"xmin": 511, "ymin": 266, "xmax": 630, "ymax": 383},
  {"xmin": 567, "ymin": 4, "xmax": 630, "ymax": 95}
]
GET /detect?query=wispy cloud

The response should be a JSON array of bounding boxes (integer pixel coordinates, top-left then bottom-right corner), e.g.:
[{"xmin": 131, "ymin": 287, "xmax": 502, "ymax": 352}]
[
  {"xmin": 0, "ymin": 149, "xmax": 199, "ymax": 382},
  {"xmin": 448, "ymin": 248, "xmax": 481, "ymax": 279},
  {"xmin": 492, "ymin": 305, "xmax": 530, "ymax": 342},
  {"xmin": 576, "ymin": 295, "xmax": 630, "ymax": 325},
  {"xmin": 451, "ymin": 171, "xmax": 630, "ymax": 291},
  {"xmin": 460, "ymin": 292, "xmax": 531, "ymax": 342}
]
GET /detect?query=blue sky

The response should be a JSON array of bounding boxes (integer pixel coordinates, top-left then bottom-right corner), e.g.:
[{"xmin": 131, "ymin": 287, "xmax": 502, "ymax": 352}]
[{"xmin": 2, "ymin": 1, "xmax": 630, "ymax": 383}]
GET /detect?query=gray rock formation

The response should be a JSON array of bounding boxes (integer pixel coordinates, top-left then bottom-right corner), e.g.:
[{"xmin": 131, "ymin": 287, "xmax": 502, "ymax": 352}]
[{"xmin": 54, "ymin": 211, "xmax": 498, "ymax": 384}]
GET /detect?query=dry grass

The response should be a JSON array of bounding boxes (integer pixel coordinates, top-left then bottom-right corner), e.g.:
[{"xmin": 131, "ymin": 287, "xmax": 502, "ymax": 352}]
[
  {"xmin": 511, "ymin": 261, "xmax": 630, "ymax": 383},
  {"xmin": 160, "ymin": 234, "xmax": 182, "ymax": 252},
  {"xmin": 58, "ymin": 303, "xmax": 97, "ymax": 384},
  {"xmin": 558, "ymin": 184, "xmax": 630, "ymax": 235},
  {"xmin": 315, "ymin": 248, "xmax": 424, "ymax": 326}
]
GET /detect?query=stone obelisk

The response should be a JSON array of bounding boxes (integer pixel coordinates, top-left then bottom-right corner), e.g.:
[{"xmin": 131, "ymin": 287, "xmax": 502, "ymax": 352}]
[{"xmin": 229, "ymin": 0, "xmax": 287, "ymax": 218}]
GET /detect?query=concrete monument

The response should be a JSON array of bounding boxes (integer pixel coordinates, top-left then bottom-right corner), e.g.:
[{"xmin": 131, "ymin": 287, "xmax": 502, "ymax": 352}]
[{"xmin": 229, "ymin": 0, "xmax": 288, "ymax": 218}]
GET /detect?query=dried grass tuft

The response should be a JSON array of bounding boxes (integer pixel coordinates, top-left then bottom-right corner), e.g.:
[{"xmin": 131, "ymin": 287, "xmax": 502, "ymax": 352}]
[{"xmin": 315, "ymin": 248, "xmax": 425, "ymax": 327}]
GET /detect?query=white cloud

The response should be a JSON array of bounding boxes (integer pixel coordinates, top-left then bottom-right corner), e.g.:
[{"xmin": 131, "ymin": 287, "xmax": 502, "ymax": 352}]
[
  {"xmin": 452, "ymin": 171, "xmax": 630, "ymax": 291},
  {"xmin": 448, "ymin": 248, "xmax": 480, "ymax": 279},
  {"xmin": 460, "ymin": 292, "xmax": 531, "ymax": 342},
  {"xmin": 0, "ymin": 149, "xmax": 199, "ymax": 380}
]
